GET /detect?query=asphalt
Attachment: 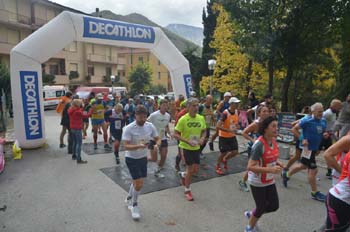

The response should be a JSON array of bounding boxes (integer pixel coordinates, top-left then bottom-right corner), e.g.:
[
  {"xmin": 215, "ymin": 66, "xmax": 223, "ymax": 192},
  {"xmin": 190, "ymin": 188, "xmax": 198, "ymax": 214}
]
[{"xmin": 0, "ymin": 110, "xmax": 338, "ymax": 232}]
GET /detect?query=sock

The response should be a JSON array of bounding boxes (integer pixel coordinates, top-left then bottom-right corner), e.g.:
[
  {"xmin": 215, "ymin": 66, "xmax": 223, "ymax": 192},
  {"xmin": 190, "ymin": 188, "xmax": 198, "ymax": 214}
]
[
  {"xmin": 184, "ymin": 187, "xmax": 191, "ymax": 192},
  {"xmin": 246, "ymin": 225, "xmax": 253, "ymax": 230},
  {"xmin": 128, "ymin": 184, "xmax": 133, "ymax": 199},
  {"xmin": 132, "ymin": 189, "xmax": 140, "ymax": 206}
]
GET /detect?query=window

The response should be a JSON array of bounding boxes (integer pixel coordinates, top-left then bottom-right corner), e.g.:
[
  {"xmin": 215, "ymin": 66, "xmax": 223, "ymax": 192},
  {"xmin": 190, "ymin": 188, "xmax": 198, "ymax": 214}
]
[
  {"xmin": 56, "ymin": 90, "xmax": 65, "ymax": 97},
  {"xmin": 138, "ymin": 56, "xmax": 144, "ymax": 63},
  {"xmin": 7, "ymin": 29, "xmax": 20, "ymax": 44},
  {"xmin": 158, "ymin": 72, "xmax": 161, "ymax": 80},
  {"xmin": 106, "ymin": 67, "xmax": 112, "ymax": 76},
  {"xmin": 88, "ymin": 66, "xmax": 94, "ymax": 76},
  {"xmin": 49, "ymin": 64, "xmax": 58, "ymax": 75},
  {"xmin": 69, "ymin": 63, "xmax": 78, "ymax": 72}
]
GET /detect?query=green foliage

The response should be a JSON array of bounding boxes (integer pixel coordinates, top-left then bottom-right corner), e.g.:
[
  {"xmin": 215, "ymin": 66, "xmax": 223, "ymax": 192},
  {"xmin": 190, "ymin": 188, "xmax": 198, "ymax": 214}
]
[
  {"xmin": 128, "ymin": 62, "xmax": 152, "ymax": 96},
  {"xmin": 0, "ymin": 63, "xmax": 10, "ymax": 93},
  {"xmin": 150, "ymin": 84, "xmax": 167, "ymax": 95},
  {"xmin": 42, "ymin": 74, "xmax": 56, "ymax": 85},
  {"xmin": 68, "ymin": 71, "xmax": 79, "ymax": 80},
  {"xmin": 103, "ymin": 75, "xmax": 111, "ymax": 83}
]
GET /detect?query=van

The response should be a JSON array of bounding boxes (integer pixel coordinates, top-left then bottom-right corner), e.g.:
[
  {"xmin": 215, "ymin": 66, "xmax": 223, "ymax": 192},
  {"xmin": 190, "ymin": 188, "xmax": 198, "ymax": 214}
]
[
  {"xmin": 75, "ymin": 86, "xmax": 110, "ymax": 99},
  {"xmin": 110, "ymin": 86, "xmax": 128, "ymax": 96},
  {"xmin": 42, "ymin": 85, "xmax": 66, "ymax": 109}
]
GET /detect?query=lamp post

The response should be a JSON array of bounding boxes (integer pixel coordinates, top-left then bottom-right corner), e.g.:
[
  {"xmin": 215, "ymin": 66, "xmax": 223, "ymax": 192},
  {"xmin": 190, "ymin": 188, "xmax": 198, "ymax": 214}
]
[
  {"xmin": 208, "ymin": 59, "xmax": 216, "ymax": 97},
  {"xmin": 110, "ymin": 75, "xmax": 115, "ymax": 94}
]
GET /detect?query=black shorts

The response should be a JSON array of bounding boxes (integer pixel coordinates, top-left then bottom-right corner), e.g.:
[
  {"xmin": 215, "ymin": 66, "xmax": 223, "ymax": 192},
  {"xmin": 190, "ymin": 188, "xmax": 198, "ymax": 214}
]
[
  {"xmin": 183, "ymin": 149, "xmax": 200, "ymax": 166},
  {"xmin": 125, "ymin": 157, "xmax": 148, "ymax": 180},
  {"xmin": 219, "ymin": 136, "xmax": 238, "ymax": 153},
  {"xmin": 319, "ymin": 137, "xmax": 332, "ymax": 150},
  {"xmin": 160, "ymin": 139, "xmax": 168, "ymax": 148},
  {"xmin": 300, "ymin": 150, "xmax": 317, "ymax": 169},
  {"xmin": 111, "ymin": 130, "xmax": 122, "ymax": 141}
]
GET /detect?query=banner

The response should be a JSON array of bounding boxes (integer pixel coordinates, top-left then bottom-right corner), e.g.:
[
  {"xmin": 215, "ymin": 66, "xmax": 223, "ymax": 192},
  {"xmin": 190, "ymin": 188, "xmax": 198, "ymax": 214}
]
[{"xmin": 277, "ymin": 112, "xmax": 295, "ymax": 143}]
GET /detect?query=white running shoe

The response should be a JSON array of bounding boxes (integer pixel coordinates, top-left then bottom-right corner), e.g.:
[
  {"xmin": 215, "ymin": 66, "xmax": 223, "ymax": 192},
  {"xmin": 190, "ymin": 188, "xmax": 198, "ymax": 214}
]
[
  {"xmin": 131, "ymin": 206, "xmax": 141, "ymax": 220},
  {"xmin": 154, "ymin": 169, "xmax": 165, "ymax": 178}
]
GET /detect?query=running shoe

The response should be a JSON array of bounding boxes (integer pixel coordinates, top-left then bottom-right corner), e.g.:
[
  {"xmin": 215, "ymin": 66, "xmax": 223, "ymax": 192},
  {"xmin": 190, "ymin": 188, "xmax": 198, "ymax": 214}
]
[
  {"xmin": 154, "ymin": 169, "xmax": 165, "ymax": 178},
  {"xmin": 185, "ymin": 191, "xmax": 194, "ymax": 201},
  {"xmin": 244, "ymin": 211, "xmax": 260, "ymax": 231},
  {"xmin": 215, "ymin": 166, "xmax": 225, "ymax": 175},
  {"xmin": 239, "ymin": 180, "xmax": 250, "ymax": 192},
  {"xmin": 104, "ymin": 144, "xmax": 112, "ymax": 150},
  {"xmin": 209, "ymin": 142, "xmax": 214, "ymax": 151},
  {"xmin": 311, "ymin": 191, "xmax": 326, "ymax": 202},
  {"xmin": 131, "ymin": 206, "xmax": 141, "ymax": 220},
  {"xmin": 125, "ymin": 197, "xmax": 132, "ymax": 210},
  {"xmin": 282, "ymin": 171, "xmax": 289, "ymax": 188},
  {"xmin": 59, "ymin": 144, "xmax": 66, "ymax": 148},
  {"xmin": 178, "ymin": 172, "xmax": 185, "ymax": 186},
  {"xmin": 77, "ymin": 160, "xmax": 88, "ymax": 164},
  {"xmin": 244, "ymin": 225, "xmax": 257, "ymax": 232}
]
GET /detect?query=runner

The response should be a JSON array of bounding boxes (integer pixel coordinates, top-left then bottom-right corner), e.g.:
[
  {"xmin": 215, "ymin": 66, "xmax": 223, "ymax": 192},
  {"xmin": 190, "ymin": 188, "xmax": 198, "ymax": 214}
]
[
  {"xmin": 174, "ymin": 98, "xmax": 206, "ymax": 201},
  {"xmin": 321, "ymin": 99, "xmax": 343, "ymax": 178},
  {"xmin": 122, "ymin": 105, "xmax": 160, "ymax": 220},
  {"xmin": 57, "ymin": 91, "xmax": 73, "ymax": 148},
  {"xmin": 105, "ymin": 103, "xmax": 125, "ymax": 165},
  {"xmin": 198, "ymin": 95, "xmax": 214, "ymax": 158},
  {"xmin": 147, "ymin": 99, "xmax": 171, "ymax": 178},
  {"xmin": 283, "ymin": 102, "xmax": 327, "ymax": 202},
  {"xmin": 82, "ymin": 98, "xmax": 91, "ymax": 139},
  {"xmin": 239, "ymin": 105, "xmax": 270, "ymax": 192},
  {"xmin": 208, "ymin": 92, "xmax": 232, "ymax": 151},
  {"xmin": 245, "ymin": 116, "xmax": 284, "ymax": 232},
  {"xmin": 324, "ymin": 134, "xmax": 350, "ymax": 187},
  {"xmin": 91, "ymin": 93, "xmax": 112, "ymax": 151},
  {"xmin": 174, "ymin": 100, "xmax": 188, "ymax": 172},
  {"xmin": 322, "ymin": 135, "xmax": 350, "ymax": 231},
  {"xmin": 215, "ymin": 97, "xmax": 240, "ymax": 175},
  {"xmin": 334, "ymin": 93, "xmax": 350, "ymax": 138}
]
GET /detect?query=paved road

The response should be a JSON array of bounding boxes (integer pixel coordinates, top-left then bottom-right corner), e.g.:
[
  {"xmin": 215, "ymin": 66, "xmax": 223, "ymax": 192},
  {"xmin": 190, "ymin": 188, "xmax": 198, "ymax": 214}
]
[{"xmin": 0, "ymin": 110, "xmax": 335, "ymax": 232}]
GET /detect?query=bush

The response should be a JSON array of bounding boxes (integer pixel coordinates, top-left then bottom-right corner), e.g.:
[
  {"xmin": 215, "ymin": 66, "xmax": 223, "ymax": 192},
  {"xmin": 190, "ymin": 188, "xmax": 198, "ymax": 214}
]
[{"xmin": 69, "ymin": 71, "xmax": 79, "ymax": 80}]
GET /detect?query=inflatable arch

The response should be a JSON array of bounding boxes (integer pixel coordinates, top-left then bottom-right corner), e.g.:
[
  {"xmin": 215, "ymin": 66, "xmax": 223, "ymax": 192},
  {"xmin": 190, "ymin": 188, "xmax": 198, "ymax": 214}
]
[{"xmin": 10, "ymin": 11, "xmax": 192, "ymax": 149}]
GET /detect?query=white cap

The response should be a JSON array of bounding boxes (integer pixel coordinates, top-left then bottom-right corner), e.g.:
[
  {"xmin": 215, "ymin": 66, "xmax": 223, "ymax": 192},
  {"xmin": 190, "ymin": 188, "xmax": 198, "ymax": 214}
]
[
  {"xmin": 224, "ymin": 92, "xmax": 232, "ymax": 97},
  {"xmin": 96, "ymin": 93, "xmax": 103, "ymax": 99},
  {"xmin": 190, "ymin": 91, "xmax": 197, "ymax": 97},
  {"xmin": 229, "ymin": 97, "xmax": 240, "ymax": 104}
]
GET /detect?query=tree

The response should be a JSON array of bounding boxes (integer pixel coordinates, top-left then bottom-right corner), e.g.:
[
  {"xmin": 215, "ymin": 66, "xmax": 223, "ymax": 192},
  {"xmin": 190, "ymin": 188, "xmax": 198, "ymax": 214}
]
[
  {"xmin": 200, "ymin": 0, "xmax": 218, "ymax": 78},
  {"xmin": 208, "ymin": 3, "xmax": 268, "ymax": 99},
  {"xmin": 42, "ymin": 74, "xmax": 56, "ymax": 85},
  {"xmin": 149, "ymin": 84, "xmax": 167, "ymax": 95},
  {"xmin": 128, "ymin": 62, "xmax": 152, "ymax": 96}
]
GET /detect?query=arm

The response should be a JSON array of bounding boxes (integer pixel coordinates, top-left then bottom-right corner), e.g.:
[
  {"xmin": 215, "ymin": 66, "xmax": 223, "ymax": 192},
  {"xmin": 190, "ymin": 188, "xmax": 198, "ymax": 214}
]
[
  {"xmin": 242, "ymin": 123, "xmax": 257, "ymax": 142},
  {"xmin": 324, "ymin": 135, "xmax": 350, "ymax": 173},
  {"xmin": 247, "ymin": 159, "xmax": 281, "ymax": 174},
  {"xmin": 291, "ymin": 124, "xmax": 301, "ymax": 139},
  {"xmin": 173, "ymin": 130, "xmax": 197, "ymax": 147},
  {"xmin": 123, "ymin": 140, "xmax": 147, "ymax": 151}
]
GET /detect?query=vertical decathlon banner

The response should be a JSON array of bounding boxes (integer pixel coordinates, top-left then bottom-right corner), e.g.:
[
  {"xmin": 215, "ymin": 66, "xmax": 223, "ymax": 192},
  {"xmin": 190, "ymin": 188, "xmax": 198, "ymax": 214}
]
[
  {"xmin": 11, "ymin": 11, "xmax": 191, "ymax": 148},
  {"xmin": 20, "ymin": 71, "xmax": 43, "ymax": 140}
]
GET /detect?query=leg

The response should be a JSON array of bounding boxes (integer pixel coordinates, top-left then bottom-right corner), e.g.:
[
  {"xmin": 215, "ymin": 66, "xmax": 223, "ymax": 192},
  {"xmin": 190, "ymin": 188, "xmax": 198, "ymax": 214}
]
[
  {"xmin": 92, "ymin": 124, "xmax": 98, "ymax": 144},
  {"xmin": 101, "ymin": 123, "xmax": 108, "ymax": 144},
  {"xmin": 158, "ymin": 146, "xmax": 168, "ymax": 168},
  {"xmin": 326, "ymin": 193, "xmax": 350, "ymax": 231},
  {"xmin": 59, "ymin": 125, "xmax": 67, "ymax": 145},
  {"xmin": 308, "ymin": 168, "xmax": 318, "ymax": 192},
  {"xmin": 285, "ymin": 148, "xmax": 301, "ymax": 170}
]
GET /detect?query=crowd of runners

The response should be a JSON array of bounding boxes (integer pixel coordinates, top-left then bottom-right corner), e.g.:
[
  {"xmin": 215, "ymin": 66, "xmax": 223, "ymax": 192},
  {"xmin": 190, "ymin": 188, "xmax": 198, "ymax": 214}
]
[{"xmin": 55, "ymin": 90, "xmax": 350, "ymax": 232}]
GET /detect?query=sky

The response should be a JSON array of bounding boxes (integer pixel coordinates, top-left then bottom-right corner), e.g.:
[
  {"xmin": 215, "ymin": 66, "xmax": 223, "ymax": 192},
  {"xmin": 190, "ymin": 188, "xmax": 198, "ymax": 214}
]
[{"xmin": 53, "ymin": 0, "xmax": 207, "ymax": 28}]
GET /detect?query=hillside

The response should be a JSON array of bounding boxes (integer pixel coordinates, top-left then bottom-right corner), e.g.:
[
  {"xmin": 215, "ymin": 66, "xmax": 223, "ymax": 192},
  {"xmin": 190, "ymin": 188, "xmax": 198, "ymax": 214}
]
[
  {"xmin": 91, "ymin": 10, "xmax": 202, "ymax": 56},
  {"xmin": 166, "ymin": 24, "xmax": 203, "ymax": 47}
]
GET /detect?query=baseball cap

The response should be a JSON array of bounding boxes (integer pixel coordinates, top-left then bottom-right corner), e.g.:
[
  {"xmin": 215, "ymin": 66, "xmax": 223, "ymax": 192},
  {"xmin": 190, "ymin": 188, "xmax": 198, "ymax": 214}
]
[
  {"xmin": 96, "ymin": 93, "xmax": 103, "ymax": 99},
  {"xmin": 224, "ymin": 92, "xmax": 232, "ymax": 97},
  {"xmin": 229, "ymin": 97, "xmax": 240, "ymax": 104},
  {"xmin": 190, "ymin": 91, "xmax": 197, "ymax": 97}
]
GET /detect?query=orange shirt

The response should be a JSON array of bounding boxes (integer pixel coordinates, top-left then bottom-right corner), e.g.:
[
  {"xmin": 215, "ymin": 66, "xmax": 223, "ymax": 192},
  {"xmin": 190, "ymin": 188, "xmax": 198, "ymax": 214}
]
[{"xmin": 219, "ymin": 109, "xmax": 239, "ymax": 138}]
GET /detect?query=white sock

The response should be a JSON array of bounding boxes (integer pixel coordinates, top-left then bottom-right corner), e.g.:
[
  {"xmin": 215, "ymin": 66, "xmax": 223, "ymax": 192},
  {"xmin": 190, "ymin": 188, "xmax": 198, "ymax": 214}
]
[
  {"xmin": 184, "ymin": 187, "xmax": 191, "ymax": 192},
  {"xmin": 128, "ymin": 184, "xmax": 133, "ymax": 199},
  {"xmin": 132, "ymin": 189, "xmax": 140, "ymax": 206}
]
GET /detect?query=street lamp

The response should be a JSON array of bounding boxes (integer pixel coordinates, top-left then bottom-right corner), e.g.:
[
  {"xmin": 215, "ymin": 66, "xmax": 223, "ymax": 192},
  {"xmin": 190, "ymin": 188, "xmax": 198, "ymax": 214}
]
[
  {"xmin": 110, "ymin": 75, "xmax": 115, "ymax": 94},
  {"xmin": 208, "ymin": 59, "xmax": 216, "ymax": 97}
]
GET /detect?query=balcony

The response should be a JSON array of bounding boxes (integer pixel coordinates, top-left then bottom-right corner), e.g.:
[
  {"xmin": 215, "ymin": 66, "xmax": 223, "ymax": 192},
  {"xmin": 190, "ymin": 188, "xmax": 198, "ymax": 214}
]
[{"xmin": 87, "ymin": 54, "xmax": 119, "ymax": 64}]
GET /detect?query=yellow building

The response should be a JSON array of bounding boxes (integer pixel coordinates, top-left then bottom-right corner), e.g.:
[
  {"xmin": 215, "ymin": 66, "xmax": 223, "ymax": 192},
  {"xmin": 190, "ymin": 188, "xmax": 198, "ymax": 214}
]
[{"xmin": 0, "ymin": 0, "xmax": 171, "ymax": 91}]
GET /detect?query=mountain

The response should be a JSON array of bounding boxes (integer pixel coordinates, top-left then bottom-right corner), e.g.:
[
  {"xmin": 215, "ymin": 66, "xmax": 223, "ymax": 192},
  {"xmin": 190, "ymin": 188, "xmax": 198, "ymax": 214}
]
[
  {"xmin": 91, "ymin": 10, "xmax": 202, "ymax": 56},
  {"xmin": 165, "ymin": 24, "xmax": 203, "ymax": 47}
]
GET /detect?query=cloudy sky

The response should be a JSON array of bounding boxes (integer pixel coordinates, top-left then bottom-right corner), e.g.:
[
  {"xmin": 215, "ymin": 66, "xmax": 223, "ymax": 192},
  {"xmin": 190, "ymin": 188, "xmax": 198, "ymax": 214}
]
[{"xmin": 53, "ymin": 0, "xmax": 207, "ymax": 28}]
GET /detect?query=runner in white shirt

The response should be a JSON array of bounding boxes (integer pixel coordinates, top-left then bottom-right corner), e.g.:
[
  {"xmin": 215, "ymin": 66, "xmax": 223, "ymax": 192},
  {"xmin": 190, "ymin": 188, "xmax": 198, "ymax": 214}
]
[
  {"xmin": 122, "ymin": 105, "xmax": 160, "ymax": 220},
  {"xmin": 148, "ymin": 99, "xmax": 171, "ymax": 178}
]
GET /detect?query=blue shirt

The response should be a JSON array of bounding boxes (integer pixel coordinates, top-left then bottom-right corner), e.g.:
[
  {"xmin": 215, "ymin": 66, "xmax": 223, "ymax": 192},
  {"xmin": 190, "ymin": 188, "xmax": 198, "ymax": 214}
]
[{"xmin": 299, "ymin": 116, "xmax": 327, "ymax": 151}]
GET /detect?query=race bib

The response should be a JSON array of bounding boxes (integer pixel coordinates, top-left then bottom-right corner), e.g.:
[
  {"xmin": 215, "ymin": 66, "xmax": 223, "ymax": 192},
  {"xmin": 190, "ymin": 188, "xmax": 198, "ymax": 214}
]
[
  {"xmin": 189, "ymin": 135, "xmax": 199, "ymax": 145},
  {"xmin": 301, "ymin": 148, "xmax": 312, "ymax": 159},
  {"xmin": 205, "ymin": 115, "xmax": 212, "ymax": 124},
  {"xmin": 114, "ymin": 120, "xmax": 121, "ymax": 130},
  {"xmin": 266, "ymin": 162, "xmax": 276, "ymax": 181}
]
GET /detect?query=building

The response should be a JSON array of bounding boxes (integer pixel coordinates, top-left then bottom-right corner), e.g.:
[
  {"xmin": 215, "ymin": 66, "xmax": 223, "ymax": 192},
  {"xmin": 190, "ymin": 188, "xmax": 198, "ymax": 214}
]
[{"xmin": 0, "ymin": 0, "xmax": 171, "ymax": 92}]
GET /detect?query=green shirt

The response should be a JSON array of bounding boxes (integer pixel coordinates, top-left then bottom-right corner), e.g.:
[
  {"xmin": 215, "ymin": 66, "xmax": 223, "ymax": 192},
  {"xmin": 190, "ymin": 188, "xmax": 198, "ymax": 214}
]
[{"xmin": 175, "ymin": 113, "xmax": 206, "ymax": 150}]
